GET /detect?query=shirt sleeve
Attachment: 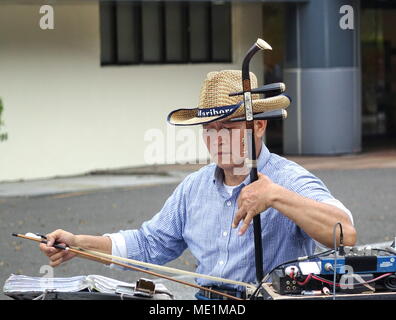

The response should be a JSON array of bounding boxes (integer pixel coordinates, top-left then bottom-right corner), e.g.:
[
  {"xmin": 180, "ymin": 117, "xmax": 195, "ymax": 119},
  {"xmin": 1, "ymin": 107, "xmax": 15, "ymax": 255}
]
[
  {"xmin": 321, "ymin": 198, "xmax": 354, "ymax": 224},
  {"xmin": 102, "ymin": 233, "xmax": 128, "ymax": 258},
  {"xmin": 101, "ymin": 232, "xmax": 128, "ymax": 270},
  {"xmin": 282, "ymin": 165, "xmax": 354, "ymax": 250},
  {"xmin": 116, "ymin": 174, "xmax": 192, "ymax": 266},
  {"xmin": 284, "ymin": 166, "xmax": 354, "ymax": 224},
  {"xmin": 288, "ymin": 167, "xmax": 334, "ymax": 202}
]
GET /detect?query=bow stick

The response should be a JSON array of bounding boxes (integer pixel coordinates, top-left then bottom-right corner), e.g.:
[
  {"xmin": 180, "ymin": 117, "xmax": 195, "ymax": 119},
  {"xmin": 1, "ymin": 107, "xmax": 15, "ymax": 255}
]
[
  {"xmin": 76, "ymin": 247, "xmax": 256, "ymax": 290},
  {"xmin": 12, "ymin": 232, "xmax": 253, "ymax": 300}
]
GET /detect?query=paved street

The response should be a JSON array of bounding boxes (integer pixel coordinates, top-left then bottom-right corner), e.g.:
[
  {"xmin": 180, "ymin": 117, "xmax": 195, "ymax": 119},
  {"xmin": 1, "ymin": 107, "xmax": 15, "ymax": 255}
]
[
  {"xmin": 1, "ymin": 164, "xmax": 396, "ymax": 300},
  {"xmin": 0, "ymin": 183, "xmax": 198, "ymax": 300}
]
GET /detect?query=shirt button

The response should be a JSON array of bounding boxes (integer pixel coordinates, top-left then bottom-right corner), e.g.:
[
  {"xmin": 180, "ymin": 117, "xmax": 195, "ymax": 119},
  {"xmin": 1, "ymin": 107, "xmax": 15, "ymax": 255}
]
[
  {"xmin": 222, "ymin": 231, "xmax": 228, "ymax": 237},
  {"xmin": 219, "ymin": 260, "xmax": 224, "ymax": 265},
  {"xmin": 226, "ymin": 201, "xmax": 231, "ymax": 207}
]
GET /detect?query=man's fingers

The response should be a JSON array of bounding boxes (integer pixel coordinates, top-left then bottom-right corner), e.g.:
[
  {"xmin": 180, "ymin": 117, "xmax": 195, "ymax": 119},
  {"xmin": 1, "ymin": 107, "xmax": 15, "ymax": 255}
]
[
  {"xmin": 39, "ymin": 243, "xmax": 57, "ymax": 256},
  {"xmin": 232, "ymin": 206, "xmax": 246, "ymax": 228},
  {"xmin": 49, "ymin": 249, "xmax": 74, "ymax": 267},
  {"xmin": 45, "ymin": 229, "xmax": 65, "ymax": 247},
  {"xmin": 50, "ymin": 257, "xmax": 63, "ymax": 267},
  {"xmin": 237, "ymin": 187, "xmax": 245, "ymax": 204},
  {"xmin": 48, "ymin": 250, "xmax": 67, "ymax": 261},
  {"xmin": 237, "ymin": 196, "xmax": 242, "ymax": 209},
  {"xmin": 238, "ymin": 211, "xmax": 255, "ymax": 235},
  {"xmin": 232, "ymin": 206, "xmax": 255, "ymax": 234},
  {"xmin": 39, "ymin": 242, "xmax": 48, "ymax": 252},
  {"xmin": 46, "ymin": 234, "xmax": 56, "ymax": 247}
]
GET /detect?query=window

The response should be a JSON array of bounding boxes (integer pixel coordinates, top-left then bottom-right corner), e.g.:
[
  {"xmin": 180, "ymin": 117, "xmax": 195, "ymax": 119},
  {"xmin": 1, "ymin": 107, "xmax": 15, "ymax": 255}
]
[{"xmin": 100, "ymin": 1, "xmax": 232, "ymax": 65}]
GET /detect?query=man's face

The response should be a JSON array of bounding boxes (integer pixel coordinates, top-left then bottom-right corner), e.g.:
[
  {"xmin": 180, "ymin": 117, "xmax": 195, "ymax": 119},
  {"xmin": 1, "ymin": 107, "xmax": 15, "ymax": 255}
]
[
  {"xmin": 202, "ymin": 120, "xmax": 247, "ymax": 171},
  {"xmin": 202, "ymin": 119, "xmax": 268, "ymax": 172}
]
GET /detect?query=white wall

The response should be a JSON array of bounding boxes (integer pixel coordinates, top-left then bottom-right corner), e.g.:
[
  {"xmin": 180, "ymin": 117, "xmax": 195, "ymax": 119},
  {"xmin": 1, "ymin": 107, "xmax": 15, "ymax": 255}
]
[{"xmin": 0, "ymin": 1, "xmax": 264, "ymax": 182}]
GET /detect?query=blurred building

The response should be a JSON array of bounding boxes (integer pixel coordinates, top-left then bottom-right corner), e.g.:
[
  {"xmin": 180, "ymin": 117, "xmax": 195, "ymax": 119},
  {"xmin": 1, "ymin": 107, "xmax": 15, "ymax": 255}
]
[
  {"xmin": 264, "ymin": 0, "xmax": 396, "ymax": 155},
  {"xmin": 0, "ymin": 0, "xmax": 394, "ymax": 182}
]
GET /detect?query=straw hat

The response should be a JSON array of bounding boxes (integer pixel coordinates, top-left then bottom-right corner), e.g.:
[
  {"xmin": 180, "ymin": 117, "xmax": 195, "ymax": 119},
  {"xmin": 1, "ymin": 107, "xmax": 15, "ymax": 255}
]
[{"xmin": 167, "ymin": 70, "xmax": 290, "ymax": 126}]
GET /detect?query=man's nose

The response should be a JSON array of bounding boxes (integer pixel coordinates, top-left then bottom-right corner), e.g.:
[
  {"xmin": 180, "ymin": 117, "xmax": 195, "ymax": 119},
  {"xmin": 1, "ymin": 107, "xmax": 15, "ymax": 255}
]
[
  {"xmin": 217, "ymin": 134, "xmax": 223, "ymax": 145},
  {"xmin": 211, "ymin": 122, "xmax": 223, "ymax": 131}
]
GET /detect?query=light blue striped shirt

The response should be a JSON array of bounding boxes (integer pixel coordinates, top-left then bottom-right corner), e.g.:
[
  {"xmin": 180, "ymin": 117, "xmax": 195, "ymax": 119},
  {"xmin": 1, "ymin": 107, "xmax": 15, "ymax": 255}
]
[{"xmin": 111, "ymin": 144, "xmax": 352, "ymax": 291}]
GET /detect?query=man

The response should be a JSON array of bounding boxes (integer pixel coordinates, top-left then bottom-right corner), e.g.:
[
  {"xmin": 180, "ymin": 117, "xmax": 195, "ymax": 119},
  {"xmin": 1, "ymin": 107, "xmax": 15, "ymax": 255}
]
[{"xmin": 40, "ymin": 70, "xmax": 356, "ymax": 299}]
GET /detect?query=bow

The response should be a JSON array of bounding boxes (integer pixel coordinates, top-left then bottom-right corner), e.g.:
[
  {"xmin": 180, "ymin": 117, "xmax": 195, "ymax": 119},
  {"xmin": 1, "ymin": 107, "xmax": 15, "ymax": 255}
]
[{"xmin": 12, "ymin": 232, "xmax": 257, "ymax": 300}]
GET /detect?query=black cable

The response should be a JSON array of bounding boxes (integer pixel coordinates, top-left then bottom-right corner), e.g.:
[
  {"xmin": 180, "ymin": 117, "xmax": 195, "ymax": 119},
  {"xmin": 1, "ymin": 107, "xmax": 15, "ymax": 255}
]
[
  {"xmin": 336, "ymin": 222, "xmax": 345, "ymax": 255},
  {"xmin": 372, "ymin": 248, "xmax": 395, "ymax": 255},
  {"xmin": 384, "ymin": 274, "xmax": 396, "ymax": 291},
  {"xmin": 249, "ymin": 249, "xmax": 335, "ymax": 300},
  {"xmin": 333, "ymin": 222, "xmax": 343, "ymax": 300}
]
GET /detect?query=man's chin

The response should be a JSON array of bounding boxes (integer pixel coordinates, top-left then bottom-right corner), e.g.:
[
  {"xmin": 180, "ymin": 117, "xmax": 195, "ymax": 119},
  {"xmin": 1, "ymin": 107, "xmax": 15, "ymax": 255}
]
[
  {"xmin": 214, "ymin": 161, "xmax": 249, "ymax": 175},
  {"xmin": 216, "ymin": 162, "xmax": 236, "ymax": 170}
]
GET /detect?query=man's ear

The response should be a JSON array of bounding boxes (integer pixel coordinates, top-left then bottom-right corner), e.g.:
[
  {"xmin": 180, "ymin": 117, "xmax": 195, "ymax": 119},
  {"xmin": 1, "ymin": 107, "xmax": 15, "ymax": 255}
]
[{"xmin": 254, "ymin": 120, "xmax": 267, "ymax": 139}]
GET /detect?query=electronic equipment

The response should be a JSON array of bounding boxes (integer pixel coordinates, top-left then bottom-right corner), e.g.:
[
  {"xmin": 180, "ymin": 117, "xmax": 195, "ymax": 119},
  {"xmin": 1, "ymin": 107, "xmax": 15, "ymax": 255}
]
[{"xmin": 271, "ymin": 244, "xmax": 396, "ymax": 296}]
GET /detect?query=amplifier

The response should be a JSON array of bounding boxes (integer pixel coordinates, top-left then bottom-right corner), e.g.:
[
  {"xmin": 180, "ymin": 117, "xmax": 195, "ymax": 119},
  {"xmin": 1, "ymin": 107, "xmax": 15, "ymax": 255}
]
[
  {"xmin": 319, "ymin": 255, "xmax": 396, "ymax": 275},
  {"xmin": 270, "ymin": 249, "xmax": 396, "ymax": 295}
]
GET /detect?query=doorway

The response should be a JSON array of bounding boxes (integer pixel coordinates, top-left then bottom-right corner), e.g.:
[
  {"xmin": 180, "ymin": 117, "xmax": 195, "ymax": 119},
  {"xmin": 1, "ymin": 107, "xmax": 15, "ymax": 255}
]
[{"xmin": 361, "ymin": 2, "xmax": 396, "ymax": 149}]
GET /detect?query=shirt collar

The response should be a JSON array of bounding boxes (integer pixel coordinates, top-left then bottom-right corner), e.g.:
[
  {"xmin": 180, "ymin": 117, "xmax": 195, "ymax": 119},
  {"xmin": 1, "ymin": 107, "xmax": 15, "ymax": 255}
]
[{"xmin": 213, "ymin": 142, "xmax": 271, "ymax": 186}]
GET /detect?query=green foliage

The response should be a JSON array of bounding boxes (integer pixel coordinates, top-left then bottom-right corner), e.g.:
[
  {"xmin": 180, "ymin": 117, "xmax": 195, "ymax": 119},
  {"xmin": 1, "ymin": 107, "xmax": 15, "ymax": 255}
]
[{"xmin": 0, "ymin": 98, "xmax": 8, "ymax": 142}]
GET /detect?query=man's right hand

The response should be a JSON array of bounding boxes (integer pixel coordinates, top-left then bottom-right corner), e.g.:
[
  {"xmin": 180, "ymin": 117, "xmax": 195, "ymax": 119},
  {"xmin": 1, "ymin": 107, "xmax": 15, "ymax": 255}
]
[{"xmin": 39, "ymin": 229, "xmax": 78, "ymax": 267}]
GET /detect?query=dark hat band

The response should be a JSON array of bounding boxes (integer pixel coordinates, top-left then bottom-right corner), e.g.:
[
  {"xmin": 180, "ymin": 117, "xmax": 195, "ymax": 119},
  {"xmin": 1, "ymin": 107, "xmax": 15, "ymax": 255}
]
[{"xmin": 197, "ymin": 102, "xmax": 242, "ymax": 118}]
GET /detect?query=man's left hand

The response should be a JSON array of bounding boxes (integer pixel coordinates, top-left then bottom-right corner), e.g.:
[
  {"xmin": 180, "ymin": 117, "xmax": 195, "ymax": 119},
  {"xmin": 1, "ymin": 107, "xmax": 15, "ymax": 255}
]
[{"xmin": 232, "ymin": 173, "xmax": 276, "ymax": 235}]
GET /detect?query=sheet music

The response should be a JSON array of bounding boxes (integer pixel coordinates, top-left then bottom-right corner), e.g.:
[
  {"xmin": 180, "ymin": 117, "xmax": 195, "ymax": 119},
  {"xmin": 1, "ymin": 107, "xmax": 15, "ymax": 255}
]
[
  {"xmin": 3, "ymin": 274, "xmax": 89, "ymax": 292},
  {"xmin": 3, "ymin": 274, "xmax": 172, "ymax": 296}
]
